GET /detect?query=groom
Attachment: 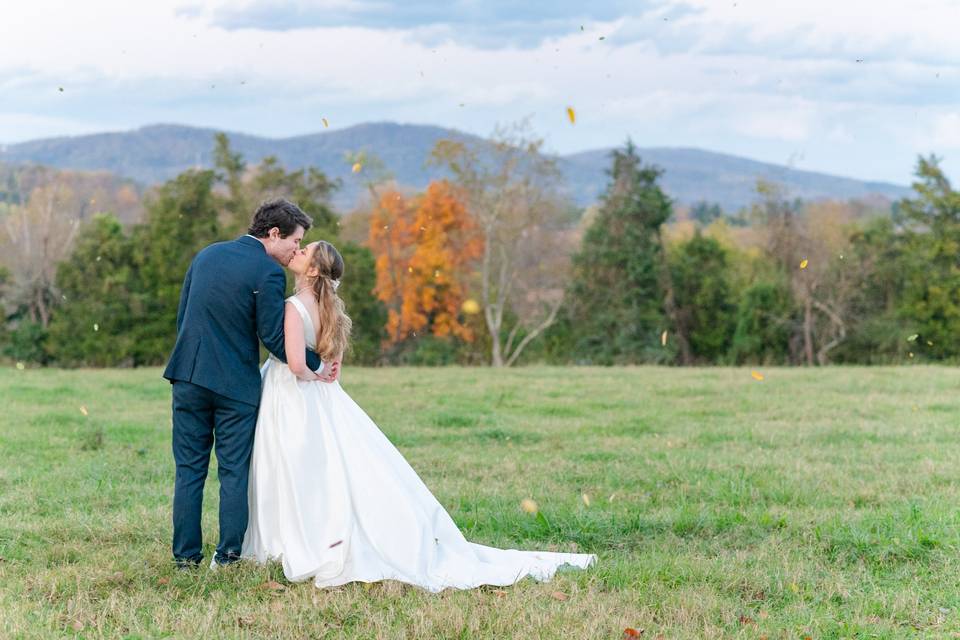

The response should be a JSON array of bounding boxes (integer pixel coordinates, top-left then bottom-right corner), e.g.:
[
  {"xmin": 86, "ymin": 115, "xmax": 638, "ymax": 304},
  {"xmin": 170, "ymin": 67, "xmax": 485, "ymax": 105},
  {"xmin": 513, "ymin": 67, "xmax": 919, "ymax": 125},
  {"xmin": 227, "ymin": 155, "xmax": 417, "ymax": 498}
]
[{"xmin": 163, "ymin": 198, "xmax": 338, "ymax": 568}]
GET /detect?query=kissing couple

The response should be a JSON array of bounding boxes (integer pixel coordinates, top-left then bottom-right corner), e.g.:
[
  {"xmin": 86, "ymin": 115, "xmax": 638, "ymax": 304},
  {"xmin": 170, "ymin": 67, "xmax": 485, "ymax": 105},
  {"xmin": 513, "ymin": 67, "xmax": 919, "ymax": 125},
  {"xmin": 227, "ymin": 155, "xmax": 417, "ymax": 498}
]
[{"xmin": 162, "ymin": 198, "xmax": 594, "ymax": 591}]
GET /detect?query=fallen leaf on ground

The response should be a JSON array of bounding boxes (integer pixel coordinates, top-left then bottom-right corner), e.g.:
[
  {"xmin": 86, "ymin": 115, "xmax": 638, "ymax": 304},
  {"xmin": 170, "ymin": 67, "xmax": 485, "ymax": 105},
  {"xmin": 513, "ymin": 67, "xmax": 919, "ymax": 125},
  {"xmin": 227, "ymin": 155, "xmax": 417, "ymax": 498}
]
[
  {"xmin": 492, "ymin": 589, "xmax": 508, "ymax": 598},
  {"xmin": 622, "ymin": 628, "xmax": 643, "ymax": 638},
  {"xmin": 751, "ymin": 370, "xmax": 764, "ymax": 381},
  {"xmin": 80, "ymin": 406, "xmax": 88, "ymax": 416},
  {"xmin": 739, "ymin": 615, "xmax": 755, "ymax": 625},
  {"xmin": 157, "ymin": 577, "xmax": 170, "ymax": 586},
  {"xmin": 520, "ymin": 498, "xmax": 538, "ymax": 514},
  {"xmin": 260, "ymin": 580, "xmax": 285, "ymax": 592},
  {"xmin": 238, "ymin": 614, "xmax": 255, "ymax": 626},
  {"xmin": 581, "ymin": 493, "xmax": 591, "ymax": 507},
  {"xmin": 551, "ymin": 591, "xmax": 568, "ymax": 601},
  {"xmin": 71, "ymin": 620, "xmax": 83, "ymax": 631},
  {"xmin": 800, "ymin": 258, "xmax": 808, "ymax": 269}
]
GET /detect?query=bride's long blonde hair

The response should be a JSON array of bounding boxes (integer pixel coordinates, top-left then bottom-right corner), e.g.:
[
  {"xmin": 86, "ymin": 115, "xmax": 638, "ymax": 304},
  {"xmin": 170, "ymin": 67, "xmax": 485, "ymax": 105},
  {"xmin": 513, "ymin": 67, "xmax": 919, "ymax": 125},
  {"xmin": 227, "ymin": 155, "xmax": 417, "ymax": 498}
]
[{"xmin": 305, "ymin": 241, "xmax": 352, "ymax": 361}]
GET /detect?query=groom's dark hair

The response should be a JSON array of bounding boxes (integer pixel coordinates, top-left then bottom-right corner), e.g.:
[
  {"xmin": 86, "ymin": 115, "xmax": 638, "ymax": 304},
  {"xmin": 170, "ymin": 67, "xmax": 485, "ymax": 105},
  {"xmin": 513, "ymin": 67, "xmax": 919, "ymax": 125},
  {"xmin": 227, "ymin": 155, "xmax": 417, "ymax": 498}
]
[{"xmin": 248, "ymin": 198, "xmax": 313, "ymax": 238}]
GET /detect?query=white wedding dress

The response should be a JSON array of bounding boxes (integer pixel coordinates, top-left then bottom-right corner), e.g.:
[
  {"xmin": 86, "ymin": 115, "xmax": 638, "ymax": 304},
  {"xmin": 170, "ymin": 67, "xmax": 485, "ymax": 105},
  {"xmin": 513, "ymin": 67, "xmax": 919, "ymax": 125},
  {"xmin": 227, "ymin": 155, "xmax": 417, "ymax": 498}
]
[{"xmin": 241, "ymin": 296, "xmax": 595, "ymax": 591}]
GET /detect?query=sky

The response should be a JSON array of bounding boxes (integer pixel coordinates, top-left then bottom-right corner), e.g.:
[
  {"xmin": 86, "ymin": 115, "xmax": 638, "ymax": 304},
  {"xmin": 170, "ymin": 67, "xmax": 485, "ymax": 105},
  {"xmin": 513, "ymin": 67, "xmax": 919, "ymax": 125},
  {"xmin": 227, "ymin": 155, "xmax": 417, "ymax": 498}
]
[{"xmin": 0, "ymin": 0, "xmax": 958, "ymax": 185}]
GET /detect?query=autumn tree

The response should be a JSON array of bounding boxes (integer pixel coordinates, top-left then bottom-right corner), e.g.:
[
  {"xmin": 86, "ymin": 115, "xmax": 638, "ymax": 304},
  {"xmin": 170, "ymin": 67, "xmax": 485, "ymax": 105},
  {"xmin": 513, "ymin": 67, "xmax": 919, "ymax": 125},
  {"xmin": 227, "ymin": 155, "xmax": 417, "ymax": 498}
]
[
  {"xmin": 400, "ymin": 181, "xmax": 483, "ymax": 341},
  {"xmin": 430, "ymin": 123, "xmax": 573, "ymax": 366},
  {"xmin": 368, "ymin": 188, "xmax": 418, "ymax": 348}
]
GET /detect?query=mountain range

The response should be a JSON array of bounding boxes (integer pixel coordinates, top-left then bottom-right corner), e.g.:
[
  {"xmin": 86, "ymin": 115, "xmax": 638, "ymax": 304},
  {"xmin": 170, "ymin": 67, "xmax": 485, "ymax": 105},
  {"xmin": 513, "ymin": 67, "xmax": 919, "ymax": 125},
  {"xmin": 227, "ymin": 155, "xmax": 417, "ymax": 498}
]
[{"xmin": 0, "ymin": 123, "xmax": 911, "ymax": 212}]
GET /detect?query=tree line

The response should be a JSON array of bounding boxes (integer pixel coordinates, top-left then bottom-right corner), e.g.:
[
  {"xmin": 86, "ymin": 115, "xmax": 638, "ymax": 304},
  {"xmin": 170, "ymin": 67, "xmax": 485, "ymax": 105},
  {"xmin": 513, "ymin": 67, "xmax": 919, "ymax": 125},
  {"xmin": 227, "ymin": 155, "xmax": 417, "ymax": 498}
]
[{"xmin": 0, "ymin": 129, "xmax": 956, "ymax": 367}]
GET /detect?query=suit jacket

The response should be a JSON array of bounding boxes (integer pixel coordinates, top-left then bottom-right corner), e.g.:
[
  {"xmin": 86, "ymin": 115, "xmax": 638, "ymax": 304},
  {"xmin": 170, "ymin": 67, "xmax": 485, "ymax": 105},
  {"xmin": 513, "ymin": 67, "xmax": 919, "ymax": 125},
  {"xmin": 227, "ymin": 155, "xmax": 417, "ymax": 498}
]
[{"xmin": 163, "ymin": 235, "xmax": 322, "ymax": 406}]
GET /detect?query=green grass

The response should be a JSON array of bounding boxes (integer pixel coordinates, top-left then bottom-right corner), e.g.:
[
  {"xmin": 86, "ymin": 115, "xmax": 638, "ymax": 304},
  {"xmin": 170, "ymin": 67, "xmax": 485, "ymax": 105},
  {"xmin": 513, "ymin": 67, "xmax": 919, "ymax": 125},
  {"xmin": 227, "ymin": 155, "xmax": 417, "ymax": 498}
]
[{"xmin": 2, "ymin": 365, "xmax": 960, "ymax": 638}]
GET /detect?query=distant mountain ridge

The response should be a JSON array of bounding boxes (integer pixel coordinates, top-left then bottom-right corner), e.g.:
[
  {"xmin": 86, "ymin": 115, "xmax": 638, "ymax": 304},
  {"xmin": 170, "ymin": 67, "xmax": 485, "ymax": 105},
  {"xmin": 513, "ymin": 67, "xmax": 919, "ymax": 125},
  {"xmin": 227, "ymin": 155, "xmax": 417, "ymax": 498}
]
[{"xmin": 0, "ymin": 123, "xmax": 911, "ymax": 212}]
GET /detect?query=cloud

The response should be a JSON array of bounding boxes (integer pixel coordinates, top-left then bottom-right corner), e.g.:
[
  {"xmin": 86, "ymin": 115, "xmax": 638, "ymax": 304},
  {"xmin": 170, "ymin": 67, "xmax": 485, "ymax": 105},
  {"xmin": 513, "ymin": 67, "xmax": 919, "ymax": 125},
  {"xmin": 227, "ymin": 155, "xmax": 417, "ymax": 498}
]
[
  {"xmin": 0, "ymin": 0, "xmax": 958, "ymax": 184},
  {"xmin": 189, "ymin": 0, "xmax": 642, "ymax": 47}
]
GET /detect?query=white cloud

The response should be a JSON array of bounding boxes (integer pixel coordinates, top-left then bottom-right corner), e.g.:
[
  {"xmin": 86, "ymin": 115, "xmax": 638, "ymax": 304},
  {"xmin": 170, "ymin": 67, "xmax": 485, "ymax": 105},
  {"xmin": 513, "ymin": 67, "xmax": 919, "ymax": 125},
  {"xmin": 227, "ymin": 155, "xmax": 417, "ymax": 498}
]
[{"xmin": 0, "ymin": 0, "xmax": 958, "ymax": 183}]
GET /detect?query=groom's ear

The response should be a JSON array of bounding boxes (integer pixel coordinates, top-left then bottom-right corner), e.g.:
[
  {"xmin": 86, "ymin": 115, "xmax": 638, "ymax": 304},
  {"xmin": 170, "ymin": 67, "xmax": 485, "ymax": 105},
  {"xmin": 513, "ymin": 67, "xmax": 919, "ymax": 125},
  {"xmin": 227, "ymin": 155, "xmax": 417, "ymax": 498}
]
[{"xmin": 267, "ymin": 227, "xmax": 282, "ymax": 241}]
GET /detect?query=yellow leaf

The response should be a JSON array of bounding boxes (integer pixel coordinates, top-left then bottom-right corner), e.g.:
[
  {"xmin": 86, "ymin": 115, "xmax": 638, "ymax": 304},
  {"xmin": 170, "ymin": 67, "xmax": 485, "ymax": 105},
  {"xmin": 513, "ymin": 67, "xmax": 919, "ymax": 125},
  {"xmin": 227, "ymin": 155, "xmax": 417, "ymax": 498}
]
[
  {"xmin": 322, "ymin": 117, "xmax": 329, "ymax": 128},
  {"xmin": 660, "ymin": 330, "xmax": 668, "ymax": 346},
  {"xmin": 15, "ymin": 362, "xmax": 25, "ymax": 370},
  {"xmin": 93, "ymin": 323, "xmax": 99, "ymax": 332},
  {"xmin": 520, "ymin": 498, "xmax": 538, "ymax": 514},
  {"xmin": 789, "ymin": 582, "xmax": 799, "ymax": 593},
  {"xmin": 461, "ymin": 299, "xmax": 480, "ymax": 315},
  {"xmin": 751, "ymin": 370, "xmax": 764, "ymax": 381},
  {"xmin": 581, "ymin": 493, "xmax": 591, "ymax": 507},
  {"xmin": 351, "ymin": 162, "xmax": 362, "ymax": 173},
  {"xmin": 80, "ymin": 406, "xmax": 88, "ymax": 416},
  {"xmin": 566, "ymin": 106, "xmax": 576, "ymax": 124},
  {"xmin": 799, "ymin": 259, "xmax": 808, "ymax": 269}
]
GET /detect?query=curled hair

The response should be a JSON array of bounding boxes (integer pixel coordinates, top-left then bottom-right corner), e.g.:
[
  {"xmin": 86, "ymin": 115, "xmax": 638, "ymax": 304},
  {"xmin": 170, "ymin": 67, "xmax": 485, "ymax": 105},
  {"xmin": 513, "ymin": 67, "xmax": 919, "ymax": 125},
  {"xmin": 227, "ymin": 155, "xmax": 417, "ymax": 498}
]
[
  {"xmin": 307, "ymin": 241, "xmax": 352, "ymax": 361},
  {"xmin": 248, "ymin": 198, "xmax": 312, "ymax": 238}
]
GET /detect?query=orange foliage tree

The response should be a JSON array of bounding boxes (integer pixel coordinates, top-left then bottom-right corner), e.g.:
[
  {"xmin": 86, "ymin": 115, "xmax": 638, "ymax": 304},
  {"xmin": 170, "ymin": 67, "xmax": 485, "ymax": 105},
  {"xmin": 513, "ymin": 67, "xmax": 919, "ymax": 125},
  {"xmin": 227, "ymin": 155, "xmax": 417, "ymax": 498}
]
[{"xmin": 368, "ymin": 181, "xmax": 482, "ymax": 347}]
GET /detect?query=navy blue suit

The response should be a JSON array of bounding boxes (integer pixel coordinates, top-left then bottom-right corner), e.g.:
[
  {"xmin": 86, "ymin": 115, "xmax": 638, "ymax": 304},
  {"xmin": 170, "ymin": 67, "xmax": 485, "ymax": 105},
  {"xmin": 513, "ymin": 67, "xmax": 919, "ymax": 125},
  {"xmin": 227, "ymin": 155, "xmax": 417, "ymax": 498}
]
[{"xmin": 163, "ymin": 235, "xmax": 321, "ymax": 564}]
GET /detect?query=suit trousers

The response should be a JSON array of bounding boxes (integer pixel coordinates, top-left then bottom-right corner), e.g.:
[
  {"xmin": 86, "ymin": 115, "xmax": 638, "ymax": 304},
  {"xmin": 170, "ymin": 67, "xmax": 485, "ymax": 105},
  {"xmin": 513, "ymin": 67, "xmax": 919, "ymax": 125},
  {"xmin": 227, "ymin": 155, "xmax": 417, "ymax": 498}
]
[{"xmin": 171, "ymin": 380, "xmax": 258, "ymax": 563}]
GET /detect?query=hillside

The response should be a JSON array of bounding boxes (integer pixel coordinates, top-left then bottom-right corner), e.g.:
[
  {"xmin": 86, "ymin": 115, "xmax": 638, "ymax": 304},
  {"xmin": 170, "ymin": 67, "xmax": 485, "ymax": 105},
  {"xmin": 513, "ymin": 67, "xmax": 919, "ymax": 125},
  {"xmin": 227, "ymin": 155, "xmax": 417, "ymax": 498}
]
[{"xmin": 0, "ymin": 123, "xmax": 911, "ymax": 212}]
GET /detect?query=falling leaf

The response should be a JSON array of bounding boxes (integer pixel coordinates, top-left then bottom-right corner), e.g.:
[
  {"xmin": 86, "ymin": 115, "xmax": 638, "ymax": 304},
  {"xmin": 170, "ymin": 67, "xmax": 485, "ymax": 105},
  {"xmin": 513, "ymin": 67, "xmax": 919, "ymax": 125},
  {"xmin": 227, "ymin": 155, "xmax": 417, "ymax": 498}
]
[
  {"xmin": 581, "ymin": 493, "xmax": 591, "ymax": 507},
  {"xmin": 927, "ymin": 340, "xmax": 934, "ymax": 346},
  {"xmin": 58, "ymin": 87, "xmax": 64, "ymax": 93},
  {"xmin": 622, "ymin": 629, "xmax": 642, "ymax": 638},
  {"xmin": 566, "ymin": 106, "xmax": 576, "ymax": 124},
  {"xmin": 551, "ymin": 591, "xmax": 568, "ymax": 601},
  {"xmin": 322, "ymin": 117, "xmax": 329, "ymax": 128},
  {"xmin": 260, "ymin": 580, "xmax": 286, "ymax": 592},
  {"xmin": 907, "ymin": 334, "xmax": 918, "ymax": 342},
  {"xmin": 407, "ymin": 266, "xmax": 413, "ymax": 273},
  {"xmin": 909, "ymin": 352, "xmax": 914, "ymax": 358},
  {"xmin": 598, "ymin": 36, "xmax": 606, "ymax": 40},
  {"xmin": 461, "ymin": 299, "xmax": 480, "ymax": 315},
  {"xmin": 751, "ymin": 370, "xmax": 764, "ymax": 381},
  {"xmin": 799, "ymin": 258, "xmax": 808, "ymax": 269},
  {"xmin": 520, "ymin": 498, "xmax": 538, "ymax": 514},
  {"xmin": 351, "ymin": 162, "xmax": 362, "ymax": 173},
  {"xmin": 328, "ymin": 540, "xmax": 343, "ymax": 548},
  {"xmin": 80, "ymin": 406, "xmax": 88, "ymax": 416},
  {"xmin": 15, "ymin": 362, "xmax": 25, "ymax": 370},
  {"xmin": 93, "ymin": 323, "xmax": 99, "ymax": 332},
  {"xmin": 660, "ymin": 330, "xmax": 668, "ymax": 346}
]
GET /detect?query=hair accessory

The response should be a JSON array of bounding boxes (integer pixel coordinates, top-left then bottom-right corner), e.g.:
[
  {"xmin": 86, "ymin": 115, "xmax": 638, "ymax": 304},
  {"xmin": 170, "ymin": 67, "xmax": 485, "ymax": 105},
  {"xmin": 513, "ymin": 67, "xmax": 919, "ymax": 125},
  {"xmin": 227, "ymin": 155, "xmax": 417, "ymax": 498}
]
[{"xmin": 331, "ymin": 278, "xmax": 341, "ymax": 292}]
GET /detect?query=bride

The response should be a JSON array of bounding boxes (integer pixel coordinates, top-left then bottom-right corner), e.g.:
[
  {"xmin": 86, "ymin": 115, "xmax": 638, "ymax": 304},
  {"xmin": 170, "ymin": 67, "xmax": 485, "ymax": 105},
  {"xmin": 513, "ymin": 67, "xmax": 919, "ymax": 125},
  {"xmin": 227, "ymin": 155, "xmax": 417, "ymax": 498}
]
[{"xmin": 241, "ymin": 240, "xmax": 595, "ymax": 591}]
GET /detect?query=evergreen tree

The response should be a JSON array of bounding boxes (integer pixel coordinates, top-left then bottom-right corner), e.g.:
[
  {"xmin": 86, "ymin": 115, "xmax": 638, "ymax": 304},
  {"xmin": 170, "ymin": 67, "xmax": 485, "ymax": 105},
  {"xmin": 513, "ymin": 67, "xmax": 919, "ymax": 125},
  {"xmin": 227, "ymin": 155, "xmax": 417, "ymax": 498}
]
[
  {"xmin": 566, "ymin": 141, "xmax": 672, "ymax": 363},
  {"xmin": 898, "ymin": 155, "xmax": 960, "ymax": 358},
  {"xmin": 47, "ymin": 214, "xmax": 140, "ymax": 366},
  {"xmin": 729, "ymin": 281, "xmax": 794, "ymax": 364},
  {"xmin": 132, "ymin": 169, "xmax": 222, "ymax": 364},
  {"xmin": 669, "ymin": 233, "xmax": 736, "ymax": 363},
  {"xmin": 337, "ymin": 242, "xmax": 387, "ymax": 365}
]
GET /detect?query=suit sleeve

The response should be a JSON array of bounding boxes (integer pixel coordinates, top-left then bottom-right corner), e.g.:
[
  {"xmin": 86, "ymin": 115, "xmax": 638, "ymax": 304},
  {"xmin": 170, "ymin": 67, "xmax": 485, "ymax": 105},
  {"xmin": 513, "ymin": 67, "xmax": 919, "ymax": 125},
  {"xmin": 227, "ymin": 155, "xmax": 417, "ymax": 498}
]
[
  {"xmin": 254, "ymin": 268, "xmax": 323, "ymax": 370},
  {"xmin": 175, "ymin": 262, "xmax": 193, "ymax": 334}
]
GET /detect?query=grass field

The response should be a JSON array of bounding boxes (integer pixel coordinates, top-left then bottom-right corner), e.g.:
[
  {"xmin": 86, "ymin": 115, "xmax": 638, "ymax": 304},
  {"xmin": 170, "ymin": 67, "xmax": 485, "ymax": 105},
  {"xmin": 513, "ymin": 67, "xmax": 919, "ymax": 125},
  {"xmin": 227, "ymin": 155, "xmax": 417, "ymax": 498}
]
[{"xmin": 2, "ymin": 365, "xmax": 960, "ymax": 639}]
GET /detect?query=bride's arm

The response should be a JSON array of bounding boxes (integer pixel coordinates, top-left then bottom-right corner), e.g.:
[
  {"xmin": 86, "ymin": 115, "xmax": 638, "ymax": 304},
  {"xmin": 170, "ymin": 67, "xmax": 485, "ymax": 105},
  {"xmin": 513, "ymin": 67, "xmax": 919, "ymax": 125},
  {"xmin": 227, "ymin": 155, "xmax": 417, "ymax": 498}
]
[{"xmin": 284, "ymin": 302, "xmax": 321, "ymax": 381}]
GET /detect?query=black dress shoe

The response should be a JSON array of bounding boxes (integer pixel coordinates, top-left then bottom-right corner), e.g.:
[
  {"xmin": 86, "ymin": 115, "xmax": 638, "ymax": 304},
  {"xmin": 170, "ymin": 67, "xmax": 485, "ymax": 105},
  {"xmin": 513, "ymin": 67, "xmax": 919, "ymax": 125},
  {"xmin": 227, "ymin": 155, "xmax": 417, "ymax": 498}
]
[
  {"xmin": 175, "ymin": 558, "xmax": 202, "ymax": 571},
  {"xmin": 213, "ymin": 552, "xmax": 241, "ymax": 566}
]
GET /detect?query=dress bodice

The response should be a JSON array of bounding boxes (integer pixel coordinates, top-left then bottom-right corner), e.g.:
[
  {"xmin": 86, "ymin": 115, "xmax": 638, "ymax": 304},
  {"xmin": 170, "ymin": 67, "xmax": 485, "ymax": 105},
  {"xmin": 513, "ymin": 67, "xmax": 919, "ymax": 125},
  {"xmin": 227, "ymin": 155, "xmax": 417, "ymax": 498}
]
[{"xmin": 286, "ymin": 296, "xmax": 317, "ymax": 350}]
